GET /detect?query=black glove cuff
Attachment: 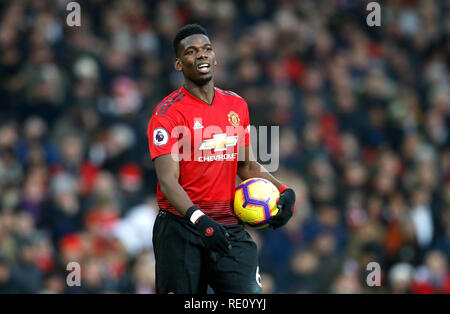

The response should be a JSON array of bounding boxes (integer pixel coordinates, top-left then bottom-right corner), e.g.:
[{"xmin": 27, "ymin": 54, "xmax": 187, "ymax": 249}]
[
  {"xmin": 185, "ymin": 205, "xmax": 205, "ymax": 224},
  {"xmin": 185, "ymin": 205, "xmax": 199, "ymax": 219},
  {"xmin": 283, "ymin": 188, "xmax": 296, "ymax": 201}
]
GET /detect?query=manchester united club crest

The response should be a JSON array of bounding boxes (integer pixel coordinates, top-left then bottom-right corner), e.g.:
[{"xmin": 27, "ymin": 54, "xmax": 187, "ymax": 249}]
[{"xmin": 227, "ymin": 111, "xmax": 240, "ymax": 127}]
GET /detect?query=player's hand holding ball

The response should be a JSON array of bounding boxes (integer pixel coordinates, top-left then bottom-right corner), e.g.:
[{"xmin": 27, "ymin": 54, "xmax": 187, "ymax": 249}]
[
  {"xmin": 268, "ymin": 185, "xmax": 295, "ymax": 229},
  {"xmin": 185, "ymin": 206, "xmax": 231, "ymax": 256}
]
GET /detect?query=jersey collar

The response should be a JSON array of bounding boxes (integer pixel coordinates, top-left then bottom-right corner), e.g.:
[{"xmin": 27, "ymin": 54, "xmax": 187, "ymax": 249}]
[{"xmin": 181, "ymin": 85, "xmax": 215, "ymax": 106}]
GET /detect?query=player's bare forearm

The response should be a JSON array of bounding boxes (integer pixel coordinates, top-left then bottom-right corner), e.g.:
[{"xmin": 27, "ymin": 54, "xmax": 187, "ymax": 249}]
[
  {"xmin": 237, "ymin": 144, "xmax": 283, "ymax": 190},
  {"xmin": 154, "ymin": 154, "xmax": 194, "ymax": 216},
  {"xmin": 237, "ymin": 160, "xmax": 282, "ymax": 190},
  {"xmin": 159, "ymin": 178, "xmax": 194, "ymax": 216}
]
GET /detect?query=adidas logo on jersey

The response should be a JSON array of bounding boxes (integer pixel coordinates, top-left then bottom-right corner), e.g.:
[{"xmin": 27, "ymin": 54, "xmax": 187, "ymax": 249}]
[{"xmin": 193, "ymin": 120, "xmax": 204, "ymax": 130}]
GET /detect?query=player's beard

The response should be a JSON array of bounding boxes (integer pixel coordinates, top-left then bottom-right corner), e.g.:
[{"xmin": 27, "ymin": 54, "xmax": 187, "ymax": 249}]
[
  {"xmin": 195, "ymin": 74, "xmax": 213, "ymax": 85},
  {"xmin": 185, "ymin": 72, "xmax": 213, "ymax": 86}
]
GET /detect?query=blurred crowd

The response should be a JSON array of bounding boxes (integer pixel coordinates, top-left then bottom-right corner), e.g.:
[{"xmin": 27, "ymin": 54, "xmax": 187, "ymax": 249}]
[{"xmin": 0, "ymin": 0, "xmax": 449, "ymax": 294}]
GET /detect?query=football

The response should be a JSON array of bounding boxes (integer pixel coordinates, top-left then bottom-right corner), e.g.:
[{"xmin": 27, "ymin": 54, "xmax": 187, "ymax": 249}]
[{"xmin": 234, "ymin": 178, "xmax": 280, "ymax": 228}]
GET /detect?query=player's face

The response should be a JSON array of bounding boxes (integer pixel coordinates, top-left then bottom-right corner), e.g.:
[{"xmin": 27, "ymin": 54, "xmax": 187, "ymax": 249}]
[{"xmin": 176, "ymin": 34, "xmax": 216, "ymax": 85}]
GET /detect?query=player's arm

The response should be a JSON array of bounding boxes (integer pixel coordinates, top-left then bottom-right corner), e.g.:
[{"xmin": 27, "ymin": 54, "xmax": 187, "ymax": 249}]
[
  {"xmin": 237, "ymin": 144, "xmax": 296, "ymax": 229},
  {"xmin": 237, "ymin": 144, "xmax": 282, "ymax": 189},
  {"xmin": 153, "ymin": 154, "xmax": 194, "ymax": 216},
  {"xmin": 153, "ymin": 154, "xmax": 231, "ymax": 255}
]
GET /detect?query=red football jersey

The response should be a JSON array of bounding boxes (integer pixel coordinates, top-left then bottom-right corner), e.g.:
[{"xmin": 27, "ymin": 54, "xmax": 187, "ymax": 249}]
[{"xmin": 147, "ymin": 85, "xmax": 250, "ymax": 225}]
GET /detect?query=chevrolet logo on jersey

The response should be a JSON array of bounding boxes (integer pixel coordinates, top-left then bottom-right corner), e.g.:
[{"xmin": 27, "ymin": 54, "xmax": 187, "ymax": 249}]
[{"xmin": 199, "ymin": 133, "xmax": 238, "ymax": 152}]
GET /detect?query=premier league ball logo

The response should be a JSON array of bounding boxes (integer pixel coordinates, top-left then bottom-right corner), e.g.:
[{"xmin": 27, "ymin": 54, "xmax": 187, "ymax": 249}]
[
  {"xmin": 153, "ymin": 128, "xmax": 169, "ymax": 146},
  {"xmin": 156, "ymin": 130, "xmax": 164, "ymax": 142}
]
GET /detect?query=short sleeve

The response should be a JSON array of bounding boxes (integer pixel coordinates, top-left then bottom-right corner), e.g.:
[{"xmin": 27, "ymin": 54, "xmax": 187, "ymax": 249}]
[
  {"xmin": 241, "ymin": 100, "xmax": 251, "ymax": 147},
  {"xmin": 147, "ymin": 114, "xmax": 180, "ymax": 160}
]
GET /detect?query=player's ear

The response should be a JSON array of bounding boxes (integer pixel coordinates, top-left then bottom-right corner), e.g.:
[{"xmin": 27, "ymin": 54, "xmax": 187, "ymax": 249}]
[
  {"xmin": 174, "ymin": 58, "xmax": 182, "ymax": 72},
  {"xmin": 214, "ymin": 60, "xmax": 217, "ymax": 66}
]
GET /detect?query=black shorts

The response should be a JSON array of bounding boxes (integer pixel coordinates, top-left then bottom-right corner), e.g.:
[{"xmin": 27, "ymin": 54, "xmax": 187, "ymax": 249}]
[{"xmin": 152, "ymin": 210, "xmax": 262, "ymax": 294}]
